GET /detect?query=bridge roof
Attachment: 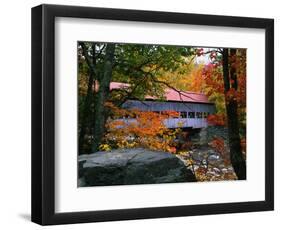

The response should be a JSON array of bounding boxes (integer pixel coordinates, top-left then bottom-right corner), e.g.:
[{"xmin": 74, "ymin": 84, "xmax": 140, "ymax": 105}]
[{"xmin": 110, "ymin": 82, "xmax": 211, "ymax": 104}]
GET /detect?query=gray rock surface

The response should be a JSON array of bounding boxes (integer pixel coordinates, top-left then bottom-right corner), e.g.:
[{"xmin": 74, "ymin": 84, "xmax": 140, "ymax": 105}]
[{"xmin": 79, "ymin": 148, "xmax": 196, "ymax": 186}]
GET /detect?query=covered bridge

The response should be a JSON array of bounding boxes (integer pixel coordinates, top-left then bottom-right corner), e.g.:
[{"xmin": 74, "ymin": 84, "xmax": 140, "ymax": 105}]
[{"xmin": 110, "ymin": 82, "xmax": 215, "ymax": 129}]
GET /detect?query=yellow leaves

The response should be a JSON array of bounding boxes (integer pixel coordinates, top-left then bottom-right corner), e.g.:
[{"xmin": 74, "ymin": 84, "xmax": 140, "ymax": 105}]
[
  {"xmin": 78, "ymin": 73, "xmax": 90, "ymax": 96},
  {"xmin": 176, "ymin": 121, "xmax": 184, "ymax": 128},
  {"xmin": 186, "ymin": 158, "xmax": 194, "ymax": 166},
  {"xmin": 178, "ymin": 150, "xmax": 189, "ymax": 156},
  {"xmin": 99, "ymin": 144, "xmax": 111, "ymax": 151},
  {"xmin": 117, "ymin": 140, "xmax": 128, "ymax": 148},
  {"xmin": 158, "ymin": 62, "xmax": 205, "ymax": 93}
]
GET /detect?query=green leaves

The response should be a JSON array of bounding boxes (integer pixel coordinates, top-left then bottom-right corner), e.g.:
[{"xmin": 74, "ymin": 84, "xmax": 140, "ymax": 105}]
[{"xmin": 105, "ymin": 43, "xmax": 192, "ymax": 103}]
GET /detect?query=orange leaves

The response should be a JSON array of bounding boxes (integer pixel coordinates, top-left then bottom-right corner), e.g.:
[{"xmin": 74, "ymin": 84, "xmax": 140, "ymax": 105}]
[
  {"xmin": 207, "ymin": 114, "xmax": 225, "ymax": 126},
  {"xmin": 102, "ymin": 103, "xmax": 180, "ymax": 153},
  {"xmin": 168, "ymin": 146, "xmax": 177, "ymax": 154},
  {"xmin": 162, "ymin": 110, "xmax": 180, "ymax": 118},
  {"xmin": 107, "ymin": 120, "xmax": 126, "ymax": 129},
  {"xmin": 188, "ymin": 66, "xmax": 206, "ymax": 93},
  {"xmin": 132, "ymin": 111, "xmax": 166, "ymax": 137},
  {"xmin": 105, "ymin": 102, "xmax": 130, "ymax": 118}
]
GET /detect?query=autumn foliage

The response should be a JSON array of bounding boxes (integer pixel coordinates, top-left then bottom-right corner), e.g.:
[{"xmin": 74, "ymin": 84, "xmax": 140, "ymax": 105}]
[
  {"xmin": 204, "ymin": 51, "xmax": 246, "ymax": 125},
  {"xmin": 207, "ymin": 114, "xmax": 225, "ymax": 126},
  {"xmin": 100, "ymin": 102, "xmax": 180, "ymax": 153}
]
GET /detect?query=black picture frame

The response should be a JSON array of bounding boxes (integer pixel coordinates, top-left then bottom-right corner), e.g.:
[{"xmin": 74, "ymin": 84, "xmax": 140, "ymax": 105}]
[{"xmin": 31, "ymin": 4, "xmax": 274, "ymax": 225}]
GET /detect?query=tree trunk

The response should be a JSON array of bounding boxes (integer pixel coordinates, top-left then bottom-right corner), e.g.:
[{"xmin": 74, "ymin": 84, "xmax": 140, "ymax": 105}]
[
  {"xmin": 78, "ymin": 43, "xmax": 96, "ymax": 155},
  {"xmin": 92, "ymin": 44, "xmax": 116, "ymax": 152},
  {"xmin": 222, "ymin": 48, "xmax": 246, "ymax": 180}
]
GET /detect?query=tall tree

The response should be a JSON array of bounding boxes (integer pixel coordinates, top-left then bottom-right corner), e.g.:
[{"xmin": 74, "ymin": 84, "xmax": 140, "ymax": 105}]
[
  {"xmin": 92, "ymin": 44, "xmax": 116, "ymax": 152},
  {"xmin": 78, "ymin": 42, "xmax": 96, "ymax": 154},
  {"xmin": 183, "ymin": 48, "xmax": 246, "ymax": 179},
  {"xmin": 222, "ymin": 48, "xmax": 246, "ymax": 180}
]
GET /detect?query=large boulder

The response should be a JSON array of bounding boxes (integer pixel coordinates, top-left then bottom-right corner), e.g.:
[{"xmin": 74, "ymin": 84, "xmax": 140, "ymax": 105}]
[{"xmin": 79, "ymin": 148, "xmax": 196, "ymax": 186}]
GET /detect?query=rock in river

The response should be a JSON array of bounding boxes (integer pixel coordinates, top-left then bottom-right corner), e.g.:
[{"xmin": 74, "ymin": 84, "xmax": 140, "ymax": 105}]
[{"xmin": 79, "ymin": 148, "xmax": 196, "ymax": 186}]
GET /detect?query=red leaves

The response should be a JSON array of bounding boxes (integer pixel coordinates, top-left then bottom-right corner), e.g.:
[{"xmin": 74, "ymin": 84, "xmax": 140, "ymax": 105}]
[
  {"xmin": 225, "ymin": 88, "xmax": 237, "ymax": 101},
  {"xmin": 201, "ymin": 50, "xmax": 246, "ymax": 126},
  {"xmin": 207, "ymin": 114, "xmax": 225, "ymax": 126},
  {"xmin": 203, "ymin": 64, "xmax": 224, "ymax": 94}
]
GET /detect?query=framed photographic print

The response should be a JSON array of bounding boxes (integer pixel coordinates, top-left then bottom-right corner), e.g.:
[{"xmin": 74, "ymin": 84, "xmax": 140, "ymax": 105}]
[{"xmin": 31, "ymin": 4, "xmax": 274, "ymax": 225}]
